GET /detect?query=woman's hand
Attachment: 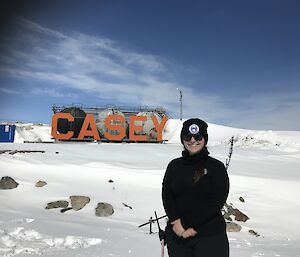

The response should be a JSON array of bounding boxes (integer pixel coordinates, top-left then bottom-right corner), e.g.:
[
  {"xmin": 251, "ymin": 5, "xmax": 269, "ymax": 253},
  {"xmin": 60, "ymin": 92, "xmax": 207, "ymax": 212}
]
[
  {"xmin": 170, "ymin": 219, "xmax": 185, "ymax": 237},
  {"xmin": 181, "ymin": 228, "xmax": 197, "ymax": 238},
  {"xmin": 171, "ymin": 219, "xmax": 197, "ymax": 238}
]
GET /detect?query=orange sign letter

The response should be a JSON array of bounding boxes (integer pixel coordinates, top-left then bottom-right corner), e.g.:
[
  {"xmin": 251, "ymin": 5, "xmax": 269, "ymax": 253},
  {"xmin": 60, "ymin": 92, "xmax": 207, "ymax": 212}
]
[
  {"xmin": 104, "ymin": 114, "xmax": 126, "ymax": 141},
  {"xmin": 129, "ymin": 116, "xmax": 147, "ymax": 141},
  {"xmin": 78, "ymin": 114, "xmax": 100, "ymax": 140},
  {"xmin": 152, "ymin": 115, "xmax": 168, "ymax": 141}
]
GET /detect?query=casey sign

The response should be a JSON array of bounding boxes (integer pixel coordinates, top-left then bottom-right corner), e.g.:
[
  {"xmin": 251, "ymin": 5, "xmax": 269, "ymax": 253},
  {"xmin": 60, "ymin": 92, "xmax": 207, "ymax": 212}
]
[{"xmin": 51, "ymin": 113, "xmax": 168, "ymax": 142}]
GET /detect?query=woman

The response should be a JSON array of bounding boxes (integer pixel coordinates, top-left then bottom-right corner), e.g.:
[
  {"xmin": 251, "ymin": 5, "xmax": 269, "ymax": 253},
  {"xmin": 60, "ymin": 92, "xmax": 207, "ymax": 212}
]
[{"xmin": 162, "ymin": 118, "xmax": 230, "ymax": 257}]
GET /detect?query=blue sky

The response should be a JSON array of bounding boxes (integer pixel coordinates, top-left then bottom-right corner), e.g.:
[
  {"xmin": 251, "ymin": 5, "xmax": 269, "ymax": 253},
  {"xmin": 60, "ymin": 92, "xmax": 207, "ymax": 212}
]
[{"xmin": 0, "ymin": 0, "xmax": 300, "ymax": 130}]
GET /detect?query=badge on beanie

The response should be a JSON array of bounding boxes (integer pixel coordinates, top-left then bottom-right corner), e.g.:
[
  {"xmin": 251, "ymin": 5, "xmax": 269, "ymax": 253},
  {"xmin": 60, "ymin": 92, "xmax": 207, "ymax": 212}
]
[{"xmin": 189, "ymin": 124, "xmax": 200, "ymax": 134}]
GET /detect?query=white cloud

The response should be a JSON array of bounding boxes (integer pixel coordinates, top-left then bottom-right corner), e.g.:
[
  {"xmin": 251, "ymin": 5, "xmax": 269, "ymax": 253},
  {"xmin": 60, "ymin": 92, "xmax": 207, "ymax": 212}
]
[
  {"xmin": 0, "ymin": 17, "xmax": 299, "ymax": 130},
  {"xmin": 0, "ymin": 18, "xmax": 186, "ymax": 110},
  {"xmin": 15, "ymin": 17, "xmax": 69, "ymax": 40},
  {"xmin": 0, "ymin": 87, "xmax": 20, "ymax": 95},
  {"xmin": 31, "ymin": 88, "xmax": 78, "ymax": 98},
  {"xmin": 224, "ymin": 92, "xmax": 300, "ymax": 130}
]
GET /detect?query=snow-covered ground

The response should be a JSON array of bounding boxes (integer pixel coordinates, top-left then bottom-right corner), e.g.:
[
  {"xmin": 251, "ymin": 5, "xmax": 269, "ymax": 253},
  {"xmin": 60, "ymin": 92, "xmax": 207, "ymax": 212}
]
[{"xmin": 1, "ymin": 120, "xmax": 300, "ymax": 257}]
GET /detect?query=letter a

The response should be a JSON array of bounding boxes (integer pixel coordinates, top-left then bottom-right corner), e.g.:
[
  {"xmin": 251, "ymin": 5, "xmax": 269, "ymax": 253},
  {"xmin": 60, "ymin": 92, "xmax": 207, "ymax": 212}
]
[{"xmin": 78, "ymin": 114, "xmax": 100, "ymax": 140}]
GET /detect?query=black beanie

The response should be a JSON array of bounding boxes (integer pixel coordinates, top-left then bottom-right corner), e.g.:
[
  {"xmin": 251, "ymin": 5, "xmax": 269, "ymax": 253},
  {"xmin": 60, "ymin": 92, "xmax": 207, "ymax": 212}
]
[{"xmin": 180, "ymin": 118, "xmax": 208, "ymax": 145}]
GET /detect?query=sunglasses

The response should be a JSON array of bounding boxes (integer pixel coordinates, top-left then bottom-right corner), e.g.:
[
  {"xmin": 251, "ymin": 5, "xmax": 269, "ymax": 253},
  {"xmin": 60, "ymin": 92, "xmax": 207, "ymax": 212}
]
[{"xmin": 182, "ymin": 133, "xmax": 204, "ymax": 142}]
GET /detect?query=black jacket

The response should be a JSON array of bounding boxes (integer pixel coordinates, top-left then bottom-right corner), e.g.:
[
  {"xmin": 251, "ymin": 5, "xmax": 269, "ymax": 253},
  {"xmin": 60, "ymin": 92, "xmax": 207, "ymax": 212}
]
[{"xmin": 162, "ymin": 149, "xmax": 229, "ymax": 237}]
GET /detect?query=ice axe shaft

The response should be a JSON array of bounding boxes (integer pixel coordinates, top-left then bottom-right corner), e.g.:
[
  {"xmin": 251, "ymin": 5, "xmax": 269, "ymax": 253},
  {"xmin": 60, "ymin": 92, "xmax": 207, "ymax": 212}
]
[
  {"xmin": 154, "ymin": 211, "xmax": 165, "ymax": 241},
  {"xmin": 154, "ymin": 211, "xmax": 166, "ymax": 255},
  {"xmin": 161, "ymin": 239, "xmax": 165, "ymax": 257}
]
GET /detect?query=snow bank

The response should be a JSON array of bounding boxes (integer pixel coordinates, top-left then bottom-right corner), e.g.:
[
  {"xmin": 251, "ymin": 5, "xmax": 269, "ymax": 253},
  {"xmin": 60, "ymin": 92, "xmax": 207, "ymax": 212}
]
[
  {"xmin": 0, "ymin": 225, "xmax": 102, "ymax": 257},
  {"xmin": 13, "ymin": 124, "xmax": 53, "ymax": 143}
]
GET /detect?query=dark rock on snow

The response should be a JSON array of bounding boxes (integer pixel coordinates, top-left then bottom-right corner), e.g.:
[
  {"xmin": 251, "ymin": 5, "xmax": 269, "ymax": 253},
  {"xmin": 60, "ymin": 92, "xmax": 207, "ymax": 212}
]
[
  {"xmin": 223, "ymin": 212, "xmax": 232, "ymax": 221},
  {"xmin": 223, "ymin": 203, "xmax": 249, "ymax": 222},
  {"xmin": 35, "ymin": 180, "xmax": 47, "ymax": 187},
  {"xmin": 70, "ymin": 195, "xmax": 90, "ymax": 211},
  {"xmin": 95, "ymin": 202, "xmax": 114, "ymax": 217},
  {"xmin": 249, "ymin": 229, "xmax": 260, "ymax": 237},
  {"xmin": 233, "ymin": 209, "xmax": 249, "ymax": 222},
  {"xmin": 226, "ymin": 222, "xmax": 242, "ymax": 232},
  {"xmin": 45, "ymin": 200, "xmax": 69, "ymax": 209},
  {"xmin": 0, "ymin": 176, "xmax": 19, "ymax": 189}
]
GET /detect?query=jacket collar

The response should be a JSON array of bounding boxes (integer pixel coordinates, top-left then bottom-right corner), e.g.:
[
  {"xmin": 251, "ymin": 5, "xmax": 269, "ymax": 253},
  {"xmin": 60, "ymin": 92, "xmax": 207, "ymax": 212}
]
[{"xmin": 181, "ymin": 147, "xmax": 209, "ymax": 165}]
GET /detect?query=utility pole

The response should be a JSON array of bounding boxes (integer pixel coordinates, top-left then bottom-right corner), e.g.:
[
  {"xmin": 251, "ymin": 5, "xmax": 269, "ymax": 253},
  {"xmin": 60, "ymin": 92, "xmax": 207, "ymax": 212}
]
[{"xmin": 176, "ymin": 88, "xmax": 183, "ymax": 120}]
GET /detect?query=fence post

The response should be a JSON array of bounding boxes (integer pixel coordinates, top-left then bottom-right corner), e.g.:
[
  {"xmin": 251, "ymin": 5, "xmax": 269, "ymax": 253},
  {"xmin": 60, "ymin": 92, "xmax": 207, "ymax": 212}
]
[{"xmin": 149, "ymin": 217, "xmax": 153, "ymax": 234}]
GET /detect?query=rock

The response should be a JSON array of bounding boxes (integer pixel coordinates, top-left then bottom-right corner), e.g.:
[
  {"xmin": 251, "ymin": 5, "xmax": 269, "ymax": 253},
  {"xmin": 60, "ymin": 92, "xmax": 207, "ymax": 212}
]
[
  {"xmin": 223, "ymin": 212, "xmax": 232, "ymax": 221},
  {"xmin": 95, "ymin": 202, "xmax": 114, "ymax": 217},
  {"xmin": 226, "ymin": 222, "xmax": 242, "ymax": 232},
  {"xmin": 108, "ymin": 179, "xmax": 114, "ymax": 183},
  {"xmin": 233, "ymin": 209, "xmax": 249, "ymax": 222},
  {"xmin": 249, "ymin": 229, "xmax": 260, "ymax": 237},
  {"xmin": 224, "ymin": 203, "xmax": 234, "ymax": 215},
  {"xmin": 0, "ymin": 176, "xmax": 19, "ymax": 189},
  {"xmin": 35, "ymin": 180, "xmax": 47, "ymax": 187},
  {"xmin": 239, "ymin": 197, "xmax": 245, "ymax": 202},
  {"xmin": 70, "ymin": 196, "xmax": 90, "ymax": 211},
  {"xmin": 45, "ymin": 200, "xmax": 69, "ymax": 209},
  {"xmin": 224, "ymin": 203, "xmax": 249, "ymax": 222}
]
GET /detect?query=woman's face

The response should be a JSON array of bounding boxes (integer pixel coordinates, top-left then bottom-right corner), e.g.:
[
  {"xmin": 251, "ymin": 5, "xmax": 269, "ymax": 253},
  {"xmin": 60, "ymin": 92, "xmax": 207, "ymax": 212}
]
[{"xmin": 183, "ymin": 136, "xmax": 205, "ymax": 155}]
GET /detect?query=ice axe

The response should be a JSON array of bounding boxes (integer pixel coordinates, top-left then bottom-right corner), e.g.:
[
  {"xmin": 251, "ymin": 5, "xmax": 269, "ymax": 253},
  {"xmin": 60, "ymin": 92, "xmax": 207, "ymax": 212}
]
[{"xmin": 154, "ymin": 211, "xmax": 166, "ymax": 257}]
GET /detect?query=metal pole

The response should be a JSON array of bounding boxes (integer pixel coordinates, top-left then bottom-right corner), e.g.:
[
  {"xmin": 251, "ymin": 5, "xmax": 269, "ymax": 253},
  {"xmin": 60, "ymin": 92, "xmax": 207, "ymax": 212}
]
[
  {"xmin": 149, "ymin": 216, "xmax": 153, "ymax": 234},
  {"xmin": 176, "ymin": 88, "xmax": 183, "ymax": 120}
]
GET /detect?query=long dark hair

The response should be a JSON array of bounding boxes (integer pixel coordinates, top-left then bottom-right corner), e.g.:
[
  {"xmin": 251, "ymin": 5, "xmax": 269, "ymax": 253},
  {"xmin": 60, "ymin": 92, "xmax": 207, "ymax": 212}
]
[
  {"xmin": 193, "ymin": 162, "xmax": 206, "ymax": 183},
  {"xmin": 182, "ymin": 146, "xmax": 210, "ymax": 183},
  {"xmin": 192, "ymin": 147, "xmax": 209, "ymax": 183}
]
